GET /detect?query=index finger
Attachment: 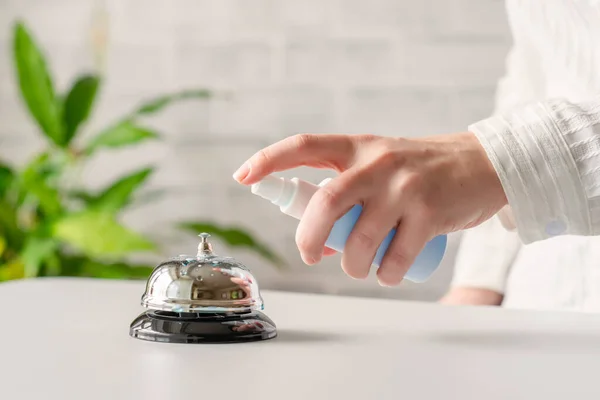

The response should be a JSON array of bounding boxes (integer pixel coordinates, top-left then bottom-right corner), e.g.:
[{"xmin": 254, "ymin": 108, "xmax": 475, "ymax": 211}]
[{"xmin": 233, "ymin": 134, "xmax": 356, "ymax": 185}]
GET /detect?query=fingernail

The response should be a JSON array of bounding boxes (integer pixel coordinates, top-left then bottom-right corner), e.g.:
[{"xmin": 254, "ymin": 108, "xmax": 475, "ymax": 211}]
[
  {"xmin": 233, "ymin": 162, "xmax": 250, "ymax": 183},
  {"xmin": 302, "ymin": 254, "xmax": 318, "ymax": 265},
  {"xmin": 378, "ymin": 279, "xmax": 392, "ymax": 287},
  {"xmin": 378, "ymin": 278, "xmax": 401, "ymax": 287}
]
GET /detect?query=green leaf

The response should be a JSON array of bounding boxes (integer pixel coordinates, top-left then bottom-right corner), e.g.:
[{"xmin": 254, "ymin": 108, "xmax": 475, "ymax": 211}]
[
  {"xmin": 0, "ymin": 199, "xmax": 24, "ymax": 249},
  {"xmin": 179, "ymin": 222, "xmax": 285, "ymax": 268},
  {"xmin": 0, "ymin": 236, "xmax": 6, "ymax": 258},
  {"xmin": 90, "ymin": 168, "xmax": 153, "ymax": 212},
  {"xmin": 85, "ymin": 121, "xmax": 158, "ymax": 153},
  {"xmin": 56, "ymin": 254, "xmax": 154, "ymax": 279},
  {"xmin": 79, "ymin": 260, "xmax": 154, "ymax": 279},
  {"xmin": 44, "ymin": 252, "xmax": 61, "ymax": 276},
  {"xmin": 52, "ymin": 211, "xmax": 156, "ymax": 258},
  {"xmin": 12, "ymin": 21, "xmax": 63, "ymax": 145},
  {"xmin": 53, "ymin": 254, "xmax": 87, "ymax": 276},
  {"xmin": 0, "ymin": 260, "xmax": 25, "ymax": 281},
  {"xmin": 0, "ymin": 161, "xmax": 15, "ymax": 198},
  {"xmin": 20, "ymin": 236, "xmax": 57, "ymax": 278},
  {"xmin": 62, "ymin": 74, "xmax": 101, "ymax": 145},
  {"xmin": 67, "ymin": 190, "xmax": 96, "ymax": 204},
  {"xmin": 20, "ymin": 153, "xmax": 62, "ymax": 216},
  {"xmin": 133, "ymin": 89, "xmax": 211, "ymax": 116}
]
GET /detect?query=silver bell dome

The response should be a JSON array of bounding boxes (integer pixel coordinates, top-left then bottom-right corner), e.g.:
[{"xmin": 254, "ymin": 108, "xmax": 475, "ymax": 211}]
[{"xmin": 141, "ymin": 233, "xmax": 264, "ymax": 313}]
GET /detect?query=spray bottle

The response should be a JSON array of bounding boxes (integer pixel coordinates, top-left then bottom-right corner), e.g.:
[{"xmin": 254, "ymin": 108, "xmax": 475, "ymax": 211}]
[{"xmin": 250, "ymin": 175, "xmax": 447, "ymax": 283}]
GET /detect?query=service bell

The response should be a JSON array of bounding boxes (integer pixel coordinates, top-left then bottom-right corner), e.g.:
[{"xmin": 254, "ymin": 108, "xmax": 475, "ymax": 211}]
[{"xmin": 129, "ymin": 233, "xmax": 277, "ymax": 344}]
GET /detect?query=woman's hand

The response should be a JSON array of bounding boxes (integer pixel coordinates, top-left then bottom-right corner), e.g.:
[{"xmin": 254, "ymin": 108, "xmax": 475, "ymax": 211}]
[{"xmin": 233, "ymin": 132, "xmax": 507, "ymax": 286}]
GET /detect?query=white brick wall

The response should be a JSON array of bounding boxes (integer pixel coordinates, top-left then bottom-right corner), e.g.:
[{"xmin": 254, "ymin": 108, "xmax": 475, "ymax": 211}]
[{"xmin": 0, "ymin": 0, "xmax": 511, "ymax": 301}]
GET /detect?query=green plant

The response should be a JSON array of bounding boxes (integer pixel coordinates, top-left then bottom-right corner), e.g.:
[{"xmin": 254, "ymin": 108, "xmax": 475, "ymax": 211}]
[{"xmin": 0, "ymin": 21, "xmax": 283, "ymax": 282}]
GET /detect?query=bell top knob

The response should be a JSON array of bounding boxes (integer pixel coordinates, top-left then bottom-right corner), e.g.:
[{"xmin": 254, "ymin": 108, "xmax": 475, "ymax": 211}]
[{"xmin": 197, "ymin": 233, "xmax": 213, "ymax": 256}]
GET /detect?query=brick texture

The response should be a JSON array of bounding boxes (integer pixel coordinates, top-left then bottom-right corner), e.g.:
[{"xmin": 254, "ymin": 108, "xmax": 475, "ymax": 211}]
[{"xmin": 0, "ymin": 0, "xmax": 511, "ymax": 301}]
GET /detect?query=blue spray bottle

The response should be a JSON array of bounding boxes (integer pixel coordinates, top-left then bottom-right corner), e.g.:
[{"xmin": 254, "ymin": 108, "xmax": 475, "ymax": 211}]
[{"xmin": 251, "ymin": 175, "xmax": 447, "ymax": 282}]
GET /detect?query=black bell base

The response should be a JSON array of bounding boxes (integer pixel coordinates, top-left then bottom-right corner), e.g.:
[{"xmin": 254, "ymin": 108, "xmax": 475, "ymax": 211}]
[{"xmin": 129, "ymin": 310, "xmax": 277, "ymax": 344}]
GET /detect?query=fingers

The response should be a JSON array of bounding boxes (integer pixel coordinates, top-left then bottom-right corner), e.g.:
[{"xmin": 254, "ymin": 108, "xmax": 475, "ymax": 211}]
[
  {"xmin": 233, "ymin": 134, "xmax": 355, "ymax": 184},
  {"xmin": 295, "ymin": 169, "xmax": 370, "ymax": 264},
  {"xmin": 341, "ymin": 201, "xmax": 398, "ymax": 280},
  {"xmin": 376, "ymin": 218, "xmax": 430, "ymax": 287}
]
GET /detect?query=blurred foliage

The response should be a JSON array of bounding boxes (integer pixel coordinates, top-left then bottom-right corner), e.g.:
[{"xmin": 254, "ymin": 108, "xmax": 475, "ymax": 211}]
[{"xmin": 0, "ymin": 21, "xmax": 284, "ymax": 282}]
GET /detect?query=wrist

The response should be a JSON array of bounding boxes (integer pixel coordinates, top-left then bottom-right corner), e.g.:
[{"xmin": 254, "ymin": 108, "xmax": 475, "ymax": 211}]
[{"xmin": 465, "ymin": 130, "xmax": 509, "ymax": 208}]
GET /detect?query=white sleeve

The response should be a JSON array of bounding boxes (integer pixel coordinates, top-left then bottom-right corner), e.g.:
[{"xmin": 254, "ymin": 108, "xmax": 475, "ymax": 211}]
[
  {"xmin": 471, "ymin": 95, "xmax": 600, "ymax": 242},
  {"xmin": 450, "ymin": 41, "xmax": 543, "ymax": 292},
  {"xmin": 493, "ymin": 43, "xmax": 546, "ymax": 114}
]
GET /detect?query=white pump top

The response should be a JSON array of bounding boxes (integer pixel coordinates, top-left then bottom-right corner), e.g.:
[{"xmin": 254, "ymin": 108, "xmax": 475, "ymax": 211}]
[
  {"xmin": 251, "ymin": 175, "xmax": 330, "ymax": 220},
  {"xmin": 250, "ymin": 175, "xmax": 292, "ymax": 206}
]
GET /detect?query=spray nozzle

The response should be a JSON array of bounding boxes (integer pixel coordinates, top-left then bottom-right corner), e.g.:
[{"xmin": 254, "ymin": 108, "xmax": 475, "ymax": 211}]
[{"xmin": 251, "ymin": 175, "xmax": 286, "ymax": 204}]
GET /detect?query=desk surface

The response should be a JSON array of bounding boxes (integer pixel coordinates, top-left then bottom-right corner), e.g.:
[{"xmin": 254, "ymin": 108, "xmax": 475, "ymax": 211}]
[{"xmin": 1, "ymin": 278, "xmax": 600, "ymax": 399}]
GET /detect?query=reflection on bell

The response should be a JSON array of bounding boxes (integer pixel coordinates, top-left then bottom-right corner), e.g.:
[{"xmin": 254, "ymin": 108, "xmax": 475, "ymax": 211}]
[{"xmin": 129, "ymin": 233, "xmax": 277, "ymax": 344}]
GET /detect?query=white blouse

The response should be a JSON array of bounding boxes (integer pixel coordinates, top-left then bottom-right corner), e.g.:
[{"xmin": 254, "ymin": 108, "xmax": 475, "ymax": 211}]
[{"xmin": 451, "ymin": 0, "xmax": 600, "ymax": 311}]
